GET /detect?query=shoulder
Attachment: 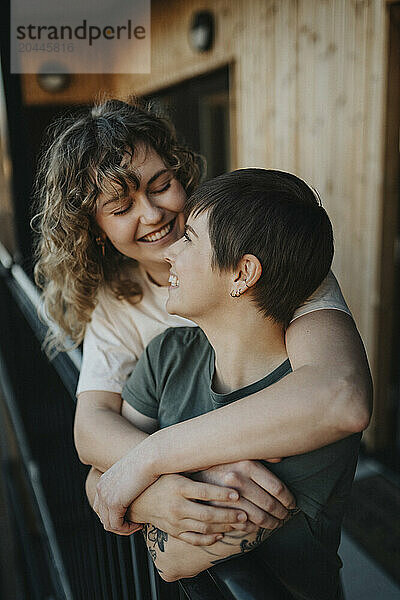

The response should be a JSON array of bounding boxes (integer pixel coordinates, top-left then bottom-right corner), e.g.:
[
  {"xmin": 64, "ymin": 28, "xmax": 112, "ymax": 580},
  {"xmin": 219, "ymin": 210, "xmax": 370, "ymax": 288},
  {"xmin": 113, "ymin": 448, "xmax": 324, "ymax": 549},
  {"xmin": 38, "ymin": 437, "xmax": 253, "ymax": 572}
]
[
  {"xmin": 162, "ymin": 325, "xmax": 206, "ymax": 343},
  {"xmin": 291, "ymin": 270, "xmax": 352, "ymax": 323},
  {"xmin": 147, "ymin": 326, "xmax": 206, "ymax": 355},
  {"xmin": 144, "ymin": 326, "xmax": 209, "ymax": 375}
]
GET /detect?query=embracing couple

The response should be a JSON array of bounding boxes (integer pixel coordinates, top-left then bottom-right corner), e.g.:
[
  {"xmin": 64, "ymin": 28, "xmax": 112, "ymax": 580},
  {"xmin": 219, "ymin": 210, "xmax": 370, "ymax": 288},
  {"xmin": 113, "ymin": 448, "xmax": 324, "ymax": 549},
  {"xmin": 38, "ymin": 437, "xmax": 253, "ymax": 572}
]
[{"xmin": 34, "ymin": 99, "xmax": 372, "ymax": 599}]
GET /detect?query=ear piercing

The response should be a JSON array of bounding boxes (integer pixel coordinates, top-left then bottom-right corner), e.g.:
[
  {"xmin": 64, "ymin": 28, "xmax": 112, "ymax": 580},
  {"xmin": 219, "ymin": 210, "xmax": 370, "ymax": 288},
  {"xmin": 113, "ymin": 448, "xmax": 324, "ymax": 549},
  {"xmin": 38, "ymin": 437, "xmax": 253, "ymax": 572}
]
[{"xmin": 230, "ymin": 280, "xmax": 248, "ymax": 298}]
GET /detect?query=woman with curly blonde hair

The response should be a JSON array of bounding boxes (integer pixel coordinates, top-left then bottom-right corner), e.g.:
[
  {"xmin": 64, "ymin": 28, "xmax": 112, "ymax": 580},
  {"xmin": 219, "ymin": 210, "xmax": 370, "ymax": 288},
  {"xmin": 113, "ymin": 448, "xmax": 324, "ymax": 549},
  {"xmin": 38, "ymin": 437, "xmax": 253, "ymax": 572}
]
[
  {"xmin": 34, "ymin": 98, "xmax": 201, "ymax": 353},
  {"xmin": 33, "ymin": 98, "xmax": 371, "ymax": 547}
]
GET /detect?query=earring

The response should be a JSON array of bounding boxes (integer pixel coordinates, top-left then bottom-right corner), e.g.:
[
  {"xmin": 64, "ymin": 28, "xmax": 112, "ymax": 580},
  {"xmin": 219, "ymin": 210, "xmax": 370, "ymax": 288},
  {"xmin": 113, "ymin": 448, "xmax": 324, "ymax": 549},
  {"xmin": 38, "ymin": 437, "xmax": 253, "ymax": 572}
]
[
  {"xmin": 230, "ymin": 280, "xmax": 248, "ymax": 298},
  {"xmin": 229, "ymin": 288, "xmax": 245, "ymax": 297},
  {"xmin": 96, "ymin": 236, "xmax": 105, "ymax": 257}
]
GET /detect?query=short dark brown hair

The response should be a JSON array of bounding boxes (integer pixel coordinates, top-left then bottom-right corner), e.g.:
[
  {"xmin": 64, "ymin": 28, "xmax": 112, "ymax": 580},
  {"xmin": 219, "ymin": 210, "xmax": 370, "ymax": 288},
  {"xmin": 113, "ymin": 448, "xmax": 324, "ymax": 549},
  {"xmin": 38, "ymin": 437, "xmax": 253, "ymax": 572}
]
[{"xmin": 185, "ymin": 169, "xmax": 334, "ymax": 327}]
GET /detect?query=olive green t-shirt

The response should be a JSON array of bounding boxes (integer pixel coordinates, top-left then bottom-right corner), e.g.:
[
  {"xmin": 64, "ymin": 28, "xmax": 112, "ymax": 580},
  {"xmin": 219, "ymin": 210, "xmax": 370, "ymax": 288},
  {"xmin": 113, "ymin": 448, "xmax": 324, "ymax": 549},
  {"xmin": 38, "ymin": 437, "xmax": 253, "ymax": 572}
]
[{"xmin": 122, "ymin": 326, "xmax": 360, "ymax": 600}]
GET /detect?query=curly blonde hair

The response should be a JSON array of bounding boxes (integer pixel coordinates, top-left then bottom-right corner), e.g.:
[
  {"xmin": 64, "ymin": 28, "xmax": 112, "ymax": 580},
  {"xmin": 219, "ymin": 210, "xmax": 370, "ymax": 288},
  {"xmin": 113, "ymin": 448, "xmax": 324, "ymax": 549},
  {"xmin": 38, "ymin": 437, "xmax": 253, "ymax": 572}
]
[{"xmin": 33, "ymin": 98, "xmax": 203, "ymax": 354}]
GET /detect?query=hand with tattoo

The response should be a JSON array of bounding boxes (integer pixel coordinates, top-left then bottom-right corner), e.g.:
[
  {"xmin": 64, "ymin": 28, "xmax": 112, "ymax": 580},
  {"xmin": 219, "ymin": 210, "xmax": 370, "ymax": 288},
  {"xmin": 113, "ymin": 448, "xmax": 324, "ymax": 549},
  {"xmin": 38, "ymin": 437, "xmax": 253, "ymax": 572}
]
[{"xmin": 141, "ymin": 506, "xmax": 301, "ymax": 580}]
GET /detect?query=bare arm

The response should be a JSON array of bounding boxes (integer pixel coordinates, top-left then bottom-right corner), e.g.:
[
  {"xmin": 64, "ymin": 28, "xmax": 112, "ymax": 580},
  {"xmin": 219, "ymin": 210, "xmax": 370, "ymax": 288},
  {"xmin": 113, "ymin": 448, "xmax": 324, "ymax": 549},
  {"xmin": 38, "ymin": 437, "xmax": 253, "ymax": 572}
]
[
  {"xmin": 80, "ymin": 397, "xmax": 294, "ymax": 537},
  {"xmin": 91, "ymin": 466, "xmax": 294, "ymax": 582},
  {"xmin": 141, "ymin": 507, "xmax": 299, "ymax": 582},
  {"xmin": 87, "ymin": 467, "xmax": 251, "ymax": 543},
  {"xmin": 95, "ymin": 310, "xmax": 372, "ymax": 529},
  {"xmin": 150, "ymin": 311, "xmax": 371, "ymax": 469},
  {"xmin": 74, "ymin": 391, "xmax": 156, "ymax": 471},
  {"xmin": 148, "ymin": 311, "xmax": 372, "ymax": 470}
]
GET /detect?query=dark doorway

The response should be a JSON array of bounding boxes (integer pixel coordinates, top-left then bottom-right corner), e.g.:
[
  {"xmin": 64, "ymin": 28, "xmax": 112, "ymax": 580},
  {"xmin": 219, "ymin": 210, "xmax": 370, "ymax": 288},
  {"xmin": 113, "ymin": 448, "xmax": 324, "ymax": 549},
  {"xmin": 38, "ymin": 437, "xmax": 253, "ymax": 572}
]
[{"xmin": 144, "ymin": 66, "xmax": 231, "ymax": 180}]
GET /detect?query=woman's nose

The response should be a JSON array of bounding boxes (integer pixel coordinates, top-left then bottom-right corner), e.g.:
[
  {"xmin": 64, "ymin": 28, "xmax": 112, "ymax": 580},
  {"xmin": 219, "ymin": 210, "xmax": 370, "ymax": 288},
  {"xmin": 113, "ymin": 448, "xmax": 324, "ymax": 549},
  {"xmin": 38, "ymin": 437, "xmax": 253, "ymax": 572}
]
[{"xmin": 138, "ymin": 194, "xmax": 164, "ymax": 224}]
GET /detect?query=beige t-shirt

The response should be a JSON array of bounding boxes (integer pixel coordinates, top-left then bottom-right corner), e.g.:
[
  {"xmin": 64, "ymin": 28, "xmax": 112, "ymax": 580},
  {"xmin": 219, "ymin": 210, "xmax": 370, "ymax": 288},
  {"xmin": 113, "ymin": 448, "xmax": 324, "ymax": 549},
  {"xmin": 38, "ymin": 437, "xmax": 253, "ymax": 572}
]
[{"xmin": 76, "ymin": 268, "xmax": 351, "ymax": 395}]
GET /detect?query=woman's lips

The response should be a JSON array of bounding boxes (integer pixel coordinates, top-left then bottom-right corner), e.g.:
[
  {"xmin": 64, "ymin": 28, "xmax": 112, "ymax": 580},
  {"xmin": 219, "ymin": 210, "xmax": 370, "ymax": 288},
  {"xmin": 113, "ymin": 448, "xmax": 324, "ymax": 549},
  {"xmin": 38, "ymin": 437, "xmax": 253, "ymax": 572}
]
[{"xmin": 138, "ymin": 218, "xmax": 176, "ymax": 243}]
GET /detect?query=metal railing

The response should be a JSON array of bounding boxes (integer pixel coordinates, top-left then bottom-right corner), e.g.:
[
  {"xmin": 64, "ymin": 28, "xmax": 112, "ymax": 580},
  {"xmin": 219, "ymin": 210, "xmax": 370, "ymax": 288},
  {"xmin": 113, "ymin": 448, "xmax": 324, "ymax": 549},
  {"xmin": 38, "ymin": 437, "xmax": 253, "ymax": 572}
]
[{"xmin": 0, "ymin": 241, "xmax": 291, "ymax": 600}]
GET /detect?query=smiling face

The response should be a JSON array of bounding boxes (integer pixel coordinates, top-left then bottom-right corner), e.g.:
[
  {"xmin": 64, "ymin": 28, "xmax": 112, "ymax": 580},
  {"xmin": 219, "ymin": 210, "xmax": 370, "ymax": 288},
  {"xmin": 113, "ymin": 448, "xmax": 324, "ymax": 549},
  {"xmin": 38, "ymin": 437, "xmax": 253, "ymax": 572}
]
[
  {"xmin": 165, "ymin": 211, "xmax": 232, "ymax": 322},
  {"xmin": 95, "ymin": 145, "xmax": 186, "ymax": 285}
]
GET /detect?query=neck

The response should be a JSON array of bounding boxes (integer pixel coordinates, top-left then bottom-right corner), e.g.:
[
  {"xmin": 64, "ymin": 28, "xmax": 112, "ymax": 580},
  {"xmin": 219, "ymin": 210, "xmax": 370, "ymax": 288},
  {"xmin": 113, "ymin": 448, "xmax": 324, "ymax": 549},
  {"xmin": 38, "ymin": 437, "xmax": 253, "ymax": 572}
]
[{"xmin": 198, "ymin": 302, "xmax": 288, "ymax": 394}]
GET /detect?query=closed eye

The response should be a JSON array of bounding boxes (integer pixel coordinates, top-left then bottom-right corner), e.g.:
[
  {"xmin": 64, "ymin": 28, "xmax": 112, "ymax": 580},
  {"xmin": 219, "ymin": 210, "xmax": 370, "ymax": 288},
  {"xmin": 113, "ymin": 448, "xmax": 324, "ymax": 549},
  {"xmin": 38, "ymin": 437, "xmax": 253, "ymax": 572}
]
[
  {"xmin": 114, "ymin": 201, "xmax": 133, "ymax": 216},
  {"xmin": 149, "ymin": 181, "xmax": 171, "ymax": 195}
]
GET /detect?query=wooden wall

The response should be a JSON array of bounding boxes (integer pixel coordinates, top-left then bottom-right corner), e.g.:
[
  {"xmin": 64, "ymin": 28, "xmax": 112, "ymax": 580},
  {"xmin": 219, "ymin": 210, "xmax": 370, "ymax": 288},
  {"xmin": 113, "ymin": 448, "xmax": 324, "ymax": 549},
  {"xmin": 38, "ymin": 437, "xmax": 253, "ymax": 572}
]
[{"xmin": 21, "ymin": 1, "xmax": 396, "ymax": 448}]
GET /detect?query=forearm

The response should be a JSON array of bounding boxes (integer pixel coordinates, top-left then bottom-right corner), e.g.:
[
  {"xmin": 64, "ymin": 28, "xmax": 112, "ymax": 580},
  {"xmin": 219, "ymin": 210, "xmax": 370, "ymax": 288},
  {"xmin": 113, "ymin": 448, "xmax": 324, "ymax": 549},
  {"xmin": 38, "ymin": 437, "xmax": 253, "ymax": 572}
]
[
  {"xmin": 144, "ymin": 508, "xmax": 298, "ymax": 582},
  {"xmin": 75, "ymin": 408, "xmax": 148, "ymax": 471},
  {"xmin": 74, "ymin": 392, "xmax": 149, "ymax": 471},
  {"xmin": 89, "ymin": 466, "xmax": 247, "ymax": 544},
  {"xmin": 141, "ymin": 311, "xmax": 372, "ymax": 478},
  {"xmin": 143, "ymin": 523, "xmax": 267, "ymax": 581},
  {"xmin": 143, "ymin": 365, "xmax": 352, "ymax": 476},
  {"xmin": 87, "ymin": 466, "xmax": 157, "ymax": 525},
  {"xmin": 86, "ymin": 466, "xmax": 102, "ymax": 506},
  {"xmin": 87, "ymin": 466, "xmax": 160, "ymax": 527}
]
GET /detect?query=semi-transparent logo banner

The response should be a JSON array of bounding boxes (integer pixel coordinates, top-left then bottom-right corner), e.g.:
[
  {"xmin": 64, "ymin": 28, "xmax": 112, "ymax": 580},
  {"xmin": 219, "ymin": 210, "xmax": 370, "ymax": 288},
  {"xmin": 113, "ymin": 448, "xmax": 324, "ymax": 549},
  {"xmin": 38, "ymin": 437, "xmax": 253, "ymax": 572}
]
[{"xmin": 11, "ymin": 0, "xmax": 150, "ymax": 74}]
